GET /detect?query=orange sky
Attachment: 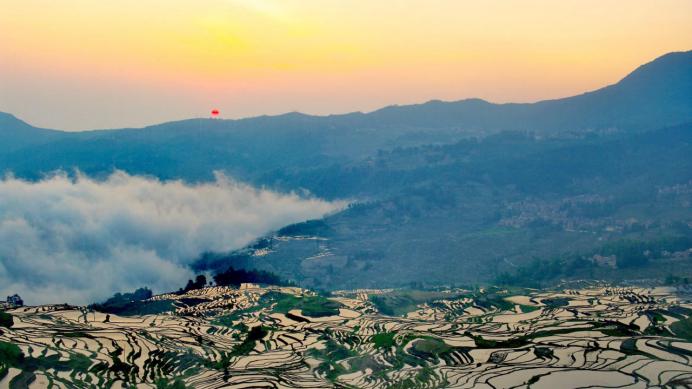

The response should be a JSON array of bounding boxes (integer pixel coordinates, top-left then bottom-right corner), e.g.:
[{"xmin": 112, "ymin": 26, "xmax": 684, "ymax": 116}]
[{"xmin": 1, "ymin": 0, "xmax": 691, "ymax": 130}]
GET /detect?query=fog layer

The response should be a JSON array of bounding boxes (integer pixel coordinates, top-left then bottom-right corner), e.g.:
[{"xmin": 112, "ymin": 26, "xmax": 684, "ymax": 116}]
[{"xmin": 0, "ymin": 171, "xmax": 342, "ymax": 304}]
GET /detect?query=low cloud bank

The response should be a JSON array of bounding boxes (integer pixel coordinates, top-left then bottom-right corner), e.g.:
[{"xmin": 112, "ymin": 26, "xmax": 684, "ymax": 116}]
[{"xmin": 0, "ymin": 172, "xmax": 342, "ymax": 305}]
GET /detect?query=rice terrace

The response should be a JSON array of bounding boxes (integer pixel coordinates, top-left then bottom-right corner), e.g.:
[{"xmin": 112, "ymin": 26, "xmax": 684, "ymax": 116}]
[{"xmin": 2, "ymin": 282, "xmax": 692, "ymax": 388}]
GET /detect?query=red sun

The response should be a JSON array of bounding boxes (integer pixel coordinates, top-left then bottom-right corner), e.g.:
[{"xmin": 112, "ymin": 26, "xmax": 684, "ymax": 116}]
[{"xmin": 211, "ymin": 109, "xmax": 220, "ymax": 117}]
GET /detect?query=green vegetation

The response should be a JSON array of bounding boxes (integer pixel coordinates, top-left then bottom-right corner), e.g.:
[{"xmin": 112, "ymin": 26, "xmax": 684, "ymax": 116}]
[
  {"xmin": 0, "ymin": 341, "xmax": 106, "ymax": 385},
  {"xmin": 229, "ymin": 325, "xmax": 268, "ymax": 357},
  {"xmin": 213, "ymin": 266, "xmax": 288, "ymax": 287},
  {"xmin": 465, "ymin": 325, "xmax": 603, "ymax": 350},
  {"xmin": 495, "ymin": 256, "xmax": 593, "ymax": 288},
  {"xmin": 0, "ymin": 342, "xmax": 22, "ymax": 367},
  {"xmin": 93, "ymin": 299, "xmax": 174, "ymax": 316},
  {"xmin": 534, "ymin": 347, "xmax": 553, "ymax": 359},
  {"xmin": 670, "ymin": 316, "xmax": 692, "ymax": 342},
  {"xmin": 66, "ymin": 353, "xmax": 92, "ymax": 372},
  {"xmin": 0, "ymin": 341, "xmax": 22, "ymax": 381},
  {"xmin": 518, "ymin": 304, "xmax": 540, "ymax": 313},
  {"xmin": 90, "ymin": 287, "xmax": 175, "ymax": 316},
  {"xmin": 496, "ymin": 236, "xmax": 692, "ymax": 287},
  {"xmin": 180, "ymin": 274, "xmax": 207, "ymax": 293},
  {"xmin": 646, "ymin": 310, "xmax": 666, "ymax": 325},
  {"xmin": 372, "ymin": 332, "xmax": 397, "ymax": 349},
  {"xmin": 212, "ymin": 313, "xmax": 249, "ymax": 334},
  {"xmin": 189, "ymin": 120, "xmax": 692, "ymax": 291},
  {"xmin": 208, "ymin": 325, "xmax": 269, "ymax": 371},
  {"xmin": 311, "ymin": 330, "xmax": 455, "ymax": 386},
  {"xmin": 0, "ymin": 311, "xmax": 13, "ymax": 328},
  {"xmin": 155, "ymin": 377, "xmax": 189, "ymax": 389},
  {"xmin": 601, "ymin": 237, "xmax": 692, "ymax": 268},
  {"xmin": 268, "ymin": 292, "xmax": 342, "ymax": 317},
  {"xmin": 465, "ymin": 332, "xmax": 530, "ymax": 349},
  {"xmin": 473, "ymin": 290, "xmax": 515, "ymax": 311},
  {"xmin": 665, "ymin": 306, "xmax": 692, "ymax": 319},
  {"xmin": 387, "ymin": 367, "xmax": 443, "ymax": 389},
  {"xmin": 527, "ymin": 375, "xmax": 541, "ymax": 386},
  {"xmin": 277, "ymin": 220, "xmax": 332, "ymax": 237},
  {"xmin": 308, "ymin": 339, "xmax": 357, "ymax": 383},
  {"xmin": 410, "ymin": 338, "xmax": 452, "ymax": 358},
  {"xmin": 665, "ymin": 274, "xmax": 690, "ymax": 286},
  {"xmin": 542, "ymin": 297, "xmax": 569, "ymax": 309},
  {"xmin": 620, "ymin": 338, "xmax": 640, "ymax": 356},
  {"xmin": 370, "ymin": 290, "xmax": 460, "ymax": 316},
  {"xmin": 212, "ymin": 305, "xmax": 264, "ymax": 330},
  {"xmin": 347, "ymin": 355, "xmax": 384, "ymax": 374}
]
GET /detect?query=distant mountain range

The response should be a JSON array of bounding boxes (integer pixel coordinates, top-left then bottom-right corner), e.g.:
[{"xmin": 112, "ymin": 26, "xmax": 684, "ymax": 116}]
[
  {"xmin": 1, "ymin": 50, "xmax": 691, "ymax": 289},
  {"xmin": 2, "ymin": 51, "xmax": 691, "ymax": 181}
]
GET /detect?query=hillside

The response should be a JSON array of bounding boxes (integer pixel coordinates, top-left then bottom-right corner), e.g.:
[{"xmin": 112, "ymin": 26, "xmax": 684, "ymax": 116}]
[
  {"xmin": 195, "ymin": 124, "xmax": 692, "ymax": 289},
  {"xmin": 0, "ymin": 51, "xmax": 691, "ymax": 290},
  {"xmin": 1, "ymin": 51, "xmax": 691, "ymax": 184},
  {"xmin": 0, "ymin": 113, "xmax": 60, "ymax": 153}
]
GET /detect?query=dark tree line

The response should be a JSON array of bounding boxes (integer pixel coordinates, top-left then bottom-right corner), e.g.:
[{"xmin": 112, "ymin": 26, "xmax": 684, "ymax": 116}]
[
  {"xmin": 179, "ymin": 275, "xmax": 208, "ymax": 293},
  {"xmin": 495, "ymin": 236, "xmax": 692, "ymax": 287},
  {"xmin": 89, "ymin": 287, "xmax": 157, "ymax": 315},
  {"xmin": 213, "ymin": 266, "xmax": 288, "ymax": 287}
]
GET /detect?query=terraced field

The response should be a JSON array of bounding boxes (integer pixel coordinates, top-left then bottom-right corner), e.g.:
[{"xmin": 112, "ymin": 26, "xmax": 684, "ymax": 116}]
[{"xmin": 1, "ymin": 284, "xmax": 691, "ymax": 388}]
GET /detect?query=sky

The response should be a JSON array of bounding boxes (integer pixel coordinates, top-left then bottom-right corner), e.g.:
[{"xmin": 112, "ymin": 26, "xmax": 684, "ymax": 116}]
[{"xmin": 1, "ymin": 0, "xmax": 691, "ymax": 131}]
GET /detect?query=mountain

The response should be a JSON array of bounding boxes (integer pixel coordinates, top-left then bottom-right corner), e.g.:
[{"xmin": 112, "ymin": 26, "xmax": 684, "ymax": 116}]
[
  {"xmin": 0, "ymin": 112, "xmax": 60, "ymax": 153},
  {"xmin": 1, "ymin": 52, "xmax": 691, "ymax": 181},
  {"xmin": 194, "ymin": 123, "xmax": 692, "ymax": 289},
  {"xmin": 1, "ymin": 51, "xmax": 691, "ymax": 289},
  {"xmin": 362, "ymin": 50, "xmax": 692, "ymax": 133}
]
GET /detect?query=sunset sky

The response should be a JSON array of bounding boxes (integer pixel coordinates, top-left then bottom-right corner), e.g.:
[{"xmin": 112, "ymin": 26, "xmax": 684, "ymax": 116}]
[{"xmin": 1, "ymin": 0, "xmax": 691, "ymax": 130}]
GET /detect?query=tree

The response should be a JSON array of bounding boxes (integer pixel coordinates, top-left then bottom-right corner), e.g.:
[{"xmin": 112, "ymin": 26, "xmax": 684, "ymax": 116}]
[
  {"xmin": 195, "ymin": 275, "xmax": 207, "ymax": 288},
  {"xmin": 183, "ymin": 275, "xmax": 208, "ymax": 292},
  {"xmin": 213, "ymin": 266, "xmax": 285, "ymax": 287},
  {"xmin": 0, "ymin": 312, "xmax": 13, "ymax": 329}
]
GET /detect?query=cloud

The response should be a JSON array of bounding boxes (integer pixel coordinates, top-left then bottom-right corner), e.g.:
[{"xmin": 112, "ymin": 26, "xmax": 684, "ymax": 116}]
[{"xmin": 0, "ymin": 171, "xmax": 343, "ymax": 305}]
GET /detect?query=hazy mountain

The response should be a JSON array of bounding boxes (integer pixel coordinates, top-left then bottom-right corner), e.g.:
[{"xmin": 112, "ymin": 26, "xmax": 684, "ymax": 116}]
[
  {"xmin": 368, "ymin": 50, "xmax": 692, "ymax": 133},
  {"xmin": 1, "ymin": 51, "xmax": 691, "ymax": 183},
  {"xmin": 0, "ymin": 112, "xmax": 60, "ymax": 153},
  {"xmin": 195, "ymin": 123, "xmax": 692, "ymax": 289},
  {"xmin": 1, "ymin": 51, "xmax": 690, "ymax": 289}
]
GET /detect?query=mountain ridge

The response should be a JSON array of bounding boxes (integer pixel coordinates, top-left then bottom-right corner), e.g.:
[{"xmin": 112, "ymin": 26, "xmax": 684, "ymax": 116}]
[{"xmin": 2, "ymin": 50, "xmax": 691, "ymax": 135}]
